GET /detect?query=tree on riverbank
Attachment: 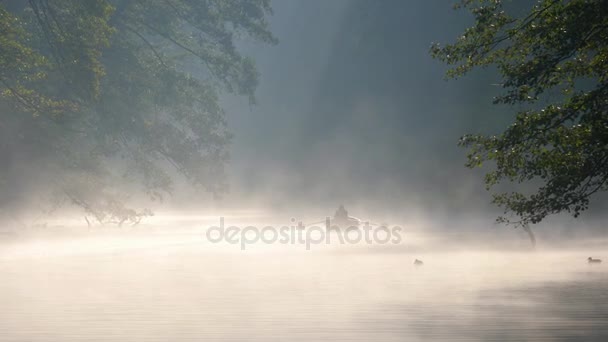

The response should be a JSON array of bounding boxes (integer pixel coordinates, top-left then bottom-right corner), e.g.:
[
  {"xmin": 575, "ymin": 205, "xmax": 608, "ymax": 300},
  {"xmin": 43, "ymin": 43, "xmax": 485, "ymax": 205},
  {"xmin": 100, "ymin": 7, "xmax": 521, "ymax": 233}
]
[
  {"xmin": 0, "ymin": 0, "xmax": 275, "ymax": 225},
  {"xmin": 432, "ymin": 0, "xmax": 608, "ymax": 240}
]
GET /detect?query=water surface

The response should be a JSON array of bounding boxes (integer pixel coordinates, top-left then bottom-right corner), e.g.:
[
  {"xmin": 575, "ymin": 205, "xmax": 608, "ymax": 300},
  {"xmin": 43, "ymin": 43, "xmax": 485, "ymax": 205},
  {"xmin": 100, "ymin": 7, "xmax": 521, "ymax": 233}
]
[{"xmin": 1, "ymin": 231, "xmax": 606, "ymax": 341}]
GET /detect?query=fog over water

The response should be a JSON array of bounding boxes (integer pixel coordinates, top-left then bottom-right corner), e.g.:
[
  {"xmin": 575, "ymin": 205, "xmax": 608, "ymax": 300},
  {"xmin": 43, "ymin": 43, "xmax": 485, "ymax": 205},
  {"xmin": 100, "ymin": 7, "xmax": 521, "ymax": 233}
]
[
  {"xmin": 218, "ymin": 0, "xmax": 607, "ymax": 236},
  {"xmin": 1, "ymin": 1, "xmax": 607, "ymax": 341},
  {"xmin": 1, "ymin": 219, "xmax": 607, "ymax": 341}
]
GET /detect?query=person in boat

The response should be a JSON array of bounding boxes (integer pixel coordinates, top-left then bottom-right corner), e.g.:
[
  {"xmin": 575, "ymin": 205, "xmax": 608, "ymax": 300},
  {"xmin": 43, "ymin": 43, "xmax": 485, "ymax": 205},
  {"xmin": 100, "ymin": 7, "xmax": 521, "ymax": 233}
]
[
  {"xmin": 335, "ymin": 205, "xmax": 348, "ymax": 221},
  {"xmin": 332, "ymin": 205, "xmax": 360, "ymax": 227}
]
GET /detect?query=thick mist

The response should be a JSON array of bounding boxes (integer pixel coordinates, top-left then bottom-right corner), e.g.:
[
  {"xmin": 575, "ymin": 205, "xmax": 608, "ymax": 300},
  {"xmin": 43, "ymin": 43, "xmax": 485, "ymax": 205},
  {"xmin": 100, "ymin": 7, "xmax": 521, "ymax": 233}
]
[
  {"xmin": 210, "ymin": 0, "xmax": 607, "ymax": 240},
  {"xmin": 2, "ymin": 2, "xmax": 608, "ymax": 342},
  {"xmin": 0, "ymin": 1, "xmax": 605, "ymax": 243}
]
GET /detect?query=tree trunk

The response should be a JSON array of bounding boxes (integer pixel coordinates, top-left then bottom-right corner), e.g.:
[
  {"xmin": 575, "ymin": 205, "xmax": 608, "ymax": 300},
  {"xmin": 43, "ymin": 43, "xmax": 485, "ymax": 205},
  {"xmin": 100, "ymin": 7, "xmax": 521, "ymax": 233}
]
[{"xmin": 522, "ymin": 224, "xmax": 536, "ymax": 248}]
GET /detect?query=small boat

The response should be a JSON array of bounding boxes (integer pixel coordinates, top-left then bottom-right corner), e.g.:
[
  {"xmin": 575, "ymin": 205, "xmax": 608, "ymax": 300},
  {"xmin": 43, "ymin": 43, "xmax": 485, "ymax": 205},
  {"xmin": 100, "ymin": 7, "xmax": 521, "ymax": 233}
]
[
  {"xmin": 304, "ymin": 205, "xmax": 383, "ymax": 229},
  {"xmin": 413, "ymin": 259, "xmax": 424, "ymax": 266},
  {"xmin": 588, "ymin": 257, "xmax": 602, "ymax": 264}
]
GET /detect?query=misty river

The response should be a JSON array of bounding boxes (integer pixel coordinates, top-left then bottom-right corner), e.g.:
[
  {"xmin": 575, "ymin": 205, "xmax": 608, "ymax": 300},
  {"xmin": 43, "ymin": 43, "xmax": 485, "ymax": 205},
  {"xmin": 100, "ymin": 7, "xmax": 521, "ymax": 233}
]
[{"xmin": 1, "ymin": 225, "xmax": 607, "ymax": 342}]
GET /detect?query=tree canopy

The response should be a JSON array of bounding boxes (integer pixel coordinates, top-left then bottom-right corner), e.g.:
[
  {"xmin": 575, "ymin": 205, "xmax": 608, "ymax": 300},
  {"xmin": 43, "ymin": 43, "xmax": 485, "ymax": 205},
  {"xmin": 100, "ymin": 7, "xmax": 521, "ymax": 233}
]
[
  {"xmin": 432, "ymin": 0, "xmax": 608, "ymax": 227},
  {"xmin": 0, "ymin": 0, "xmax": 275, "ymax": 225}
]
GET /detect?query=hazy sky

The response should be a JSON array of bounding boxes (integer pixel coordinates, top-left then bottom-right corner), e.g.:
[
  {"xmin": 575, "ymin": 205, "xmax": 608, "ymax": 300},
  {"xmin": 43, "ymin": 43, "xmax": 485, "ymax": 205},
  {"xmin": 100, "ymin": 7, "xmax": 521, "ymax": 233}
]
[
  {"xmin": 222, "ymin": 1, "xmax": 497, "ymax": 211},
  {"xmin": 217, "ymin": 0, "xmax": 606, "ymax": 232}
]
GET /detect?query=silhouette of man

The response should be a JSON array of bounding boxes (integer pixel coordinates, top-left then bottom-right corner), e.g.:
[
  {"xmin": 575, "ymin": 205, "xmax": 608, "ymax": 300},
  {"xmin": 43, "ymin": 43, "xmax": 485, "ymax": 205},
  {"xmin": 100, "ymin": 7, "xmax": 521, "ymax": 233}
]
[{"xmin": 335, "ymin": 204, "xmax": 348, "ymax": 221}]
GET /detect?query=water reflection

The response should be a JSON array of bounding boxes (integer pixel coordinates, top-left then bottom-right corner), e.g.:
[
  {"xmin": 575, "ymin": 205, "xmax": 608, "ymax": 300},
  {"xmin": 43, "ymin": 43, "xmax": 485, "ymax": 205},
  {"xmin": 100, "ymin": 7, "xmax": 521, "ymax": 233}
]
[{"xmin": 0, "ymin": 232, "xmax": 606, "ymax": 341}]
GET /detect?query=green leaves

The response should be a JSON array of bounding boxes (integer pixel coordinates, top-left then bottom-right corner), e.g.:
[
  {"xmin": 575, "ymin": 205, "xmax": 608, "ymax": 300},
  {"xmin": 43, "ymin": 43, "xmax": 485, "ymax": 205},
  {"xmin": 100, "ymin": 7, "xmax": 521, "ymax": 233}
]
[
  {"xmin": 434, "ymin": 0, "xmax": 608, "ymax": 226},
  {"xmin": 0, "ymin": 6, "xmax": 72, "ymax": 115},
  {"xmin": 0, "ymin": 0, "xmax": 275, "ymax": 222}
]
